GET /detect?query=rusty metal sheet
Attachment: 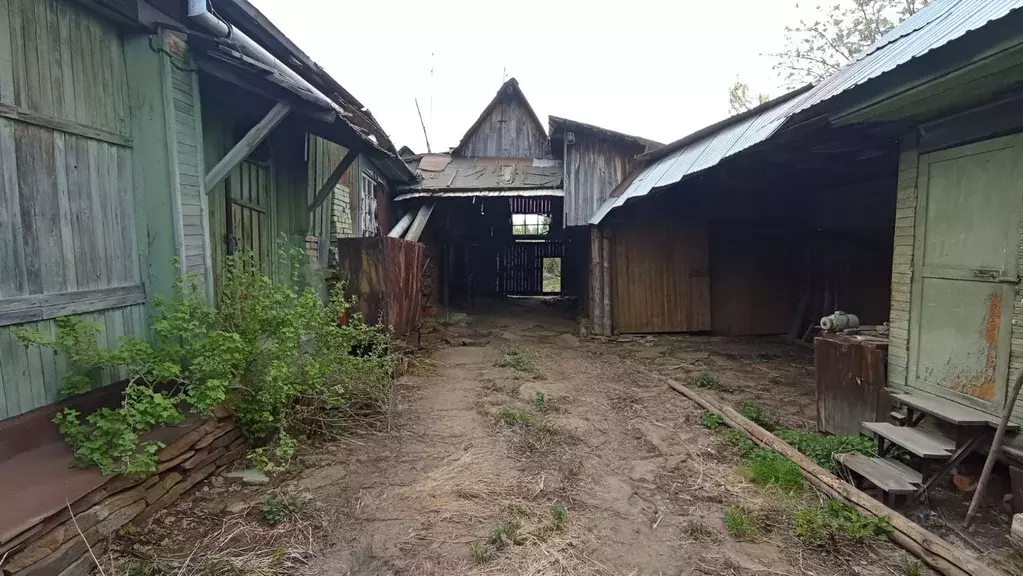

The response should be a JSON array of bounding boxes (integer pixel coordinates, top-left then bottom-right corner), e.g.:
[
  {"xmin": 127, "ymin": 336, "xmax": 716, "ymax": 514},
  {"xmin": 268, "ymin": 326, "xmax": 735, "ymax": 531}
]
[
  {"xmin": 334, "ymin": 237, "xmax": 424, "ymax": 336},
  {"xmin": 417, "ymin": 154, "xmax": 451, "ymax": 172},
  {"xmin": 402, "ymin": 156, "xmax": 563, "ymax": 191}
]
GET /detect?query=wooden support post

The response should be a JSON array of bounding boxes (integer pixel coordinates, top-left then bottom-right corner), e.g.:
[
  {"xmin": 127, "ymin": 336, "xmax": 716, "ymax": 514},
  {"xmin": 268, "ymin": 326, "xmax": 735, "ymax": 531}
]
[
  {"xmin": 405, "ymin": 203, "xmax": 435, "ymax": 242},
  {"xmin": 590, "ymin": 227, "xmax": 603, "ymax": 335},
  {"xmin": 643, "ymin": 365, "xmax": 1002, "ymax": 576},
  {"xmin": 597, "ymin": 232, "xmax": 605, "ymax": 335},
  {"xmin": 204, "ymin": 102, "xmax": 291, "ymax": 193},
  {"xmin": 307, "ymin": 149, "xmax": 357, "ymax": 213},
  {"xmin": 388, "ymin": 210, "xmax": 415, "ymax": 238}
]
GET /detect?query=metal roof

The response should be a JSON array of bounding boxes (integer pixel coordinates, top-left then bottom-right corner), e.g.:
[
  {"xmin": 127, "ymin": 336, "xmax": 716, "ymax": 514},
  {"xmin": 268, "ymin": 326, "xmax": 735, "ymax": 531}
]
[
  {"xmin": 590, "ymin": 0, "xmax": 1023, "ymax": 224},
  {"xmin": 395, "ymin": 189, "xmax": 564, "ymax": 202},
  {"xmin": 400, "ymin": 156, "xmax": 563, "ymax": 191},
  {"xmin": 786, "ymin": 0, "xmax": 1023, "ymax": 116}
]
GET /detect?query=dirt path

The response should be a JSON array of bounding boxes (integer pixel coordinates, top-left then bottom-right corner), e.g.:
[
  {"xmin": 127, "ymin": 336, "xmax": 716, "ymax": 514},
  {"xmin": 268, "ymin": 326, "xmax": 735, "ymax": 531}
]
[{"xmin": 121, "ymin": 300, "xmax": 926, "ymax": 575}]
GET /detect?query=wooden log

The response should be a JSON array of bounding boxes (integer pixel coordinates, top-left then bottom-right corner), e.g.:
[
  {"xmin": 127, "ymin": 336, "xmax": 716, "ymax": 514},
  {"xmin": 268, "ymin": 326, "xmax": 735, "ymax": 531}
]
[
  {"xmin": 601, "ymin": 235, "xmax": 611, "ymax": 336},
  {"xmin": 405, "ymin": 203, "xmax": 435, "ymax": 243},
  {"xmin": 204, "ymin": 101, "xmax": 291, "ymax": 193},
  {"xmin": 644, "ymin": 367, "xmax": 1001, "ymax": 576},
  {"xmin": 388, "ymin": 210, "xmax": 415, "ymax": 239},
  {"xmin": 589, "ymin": 227, "xmax": 603, "ymax": 335}
]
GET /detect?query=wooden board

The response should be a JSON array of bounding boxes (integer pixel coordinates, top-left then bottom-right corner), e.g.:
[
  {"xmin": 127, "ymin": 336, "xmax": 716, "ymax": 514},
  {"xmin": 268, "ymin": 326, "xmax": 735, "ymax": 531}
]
[
  {"xmin": 891, "ymin": 392, "xmax": 1019, "ymax": 430},
  {"xmin": 816, "ymin": 334, "xmax": 890, "ymax": 436},
  {"xmin": 837, "ymin": 452, "xmax": 921, "ymax": 494},
  {"xmin": 861, "ymin": 422, "xmax": 955, "ymax": 458}
]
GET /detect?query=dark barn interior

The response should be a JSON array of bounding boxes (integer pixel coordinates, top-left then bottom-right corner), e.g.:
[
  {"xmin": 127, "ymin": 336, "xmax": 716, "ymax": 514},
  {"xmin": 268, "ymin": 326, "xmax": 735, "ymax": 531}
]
[{"xmin": 416, "ymin": 195, "xmax": 566, "ymax": 308}]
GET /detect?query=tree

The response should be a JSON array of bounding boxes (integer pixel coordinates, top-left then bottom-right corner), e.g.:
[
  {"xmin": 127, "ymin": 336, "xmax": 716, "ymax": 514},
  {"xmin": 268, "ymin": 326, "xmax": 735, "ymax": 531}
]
[
  {"xmin": 729, "ymin": 79, "xmax": 771, "ymax": 115},
  {"xmin": 771, "ymin": 0, "xmax": 929, "ymax": 87}
]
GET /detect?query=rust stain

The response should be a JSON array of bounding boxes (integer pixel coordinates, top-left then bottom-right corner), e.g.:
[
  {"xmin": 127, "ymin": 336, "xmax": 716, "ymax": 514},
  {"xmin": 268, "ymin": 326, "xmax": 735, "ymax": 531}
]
[{"xmin": 962, "ymin": 291, "xmax": 1001, "ymax": 401}]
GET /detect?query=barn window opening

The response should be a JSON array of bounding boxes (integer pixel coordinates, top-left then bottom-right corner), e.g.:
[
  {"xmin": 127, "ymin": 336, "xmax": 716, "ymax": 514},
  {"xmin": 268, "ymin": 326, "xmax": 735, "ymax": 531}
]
[
  {"xmin": 543, "ymin": 258, "xmax": 562, "ymax": 294},
  {"xmin": 512, "ymin": 213, "xmax": 550, "ymax": 236}
]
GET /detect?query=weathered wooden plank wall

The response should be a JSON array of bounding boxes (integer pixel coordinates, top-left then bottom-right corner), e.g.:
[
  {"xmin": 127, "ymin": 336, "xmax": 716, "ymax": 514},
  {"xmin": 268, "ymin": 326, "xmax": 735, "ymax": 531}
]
[
  {"xmin": 563, "ymin": 136, "xmax": 643, "ymax": 227},
  {"xmin": 460, "ymin": 98, "xmax": 548, "ymax": 158},
  {"xmin": 0, "ymin": 0, "xmax": 144, "ymax": 420}
]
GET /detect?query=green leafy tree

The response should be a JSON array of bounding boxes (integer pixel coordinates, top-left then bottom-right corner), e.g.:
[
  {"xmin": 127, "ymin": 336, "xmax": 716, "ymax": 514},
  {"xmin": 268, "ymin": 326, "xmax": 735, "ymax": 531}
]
[
  {"xmin": 771, "ymin": 0, "xmax": 929, "ymax": 86},
  {"xmin": 728, "ymin": 79, "xmax": 770, "ymax": 115}
]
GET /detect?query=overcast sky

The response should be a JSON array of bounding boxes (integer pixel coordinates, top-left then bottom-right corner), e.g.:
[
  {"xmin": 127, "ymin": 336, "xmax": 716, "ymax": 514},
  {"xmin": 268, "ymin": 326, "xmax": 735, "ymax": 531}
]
[{"xmin": 249, "ymin": 0, "xmax": 806, "ymax": 152}]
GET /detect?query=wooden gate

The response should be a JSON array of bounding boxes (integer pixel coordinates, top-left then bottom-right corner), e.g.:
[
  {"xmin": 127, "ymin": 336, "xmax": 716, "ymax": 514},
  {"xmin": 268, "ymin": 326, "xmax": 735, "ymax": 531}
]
[
  {"xmin": 225, "ymin": 161, "xmax": 272, "ymax": 266},
  {"xmin": 498, "ymin": 241, "xmax": 563, "ymax": 296},
  {"xmin": 908, "ymin": 134, "xmax": 1023, "ymax": 411}
]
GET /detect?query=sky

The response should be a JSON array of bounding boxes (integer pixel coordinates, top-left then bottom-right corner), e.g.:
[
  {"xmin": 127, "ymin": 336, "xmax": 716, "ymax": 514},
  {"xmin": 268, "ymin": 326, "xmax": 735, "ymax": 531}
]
[{"xmin": 249, "ymin": 0, "xmax": 807, "ymax": 153}]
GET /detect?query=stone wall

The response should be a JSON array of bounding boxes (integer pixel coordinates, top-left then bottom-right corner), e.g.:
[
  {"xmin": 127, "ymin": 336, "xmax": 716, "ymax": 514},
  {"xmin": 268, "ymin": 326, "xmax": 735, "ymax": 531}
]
[{"xmin": 1, "ymin": 409, "xmax": 244, "ymax": 576}]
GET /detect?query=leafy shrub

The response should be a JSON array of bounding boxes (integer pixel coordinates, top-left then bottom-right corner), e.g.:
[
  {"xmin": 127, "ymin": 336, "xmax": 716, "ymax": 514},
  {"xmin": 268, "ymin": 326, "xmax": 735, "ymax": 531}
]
[
  {"xmin": 695, "ymin": 372, "xmax": 721, "ymax": 390},
  {"xmin": 14, "ymin": 249, "xmax": 394, "ymax": 476},
  {"xmin": 794, "ymin": 500, "xmax": 891, "ymax": 545},
  {"xmin": 775, "ymin": 428, "xmax": 876, "ymax": 473},
  {"xmin": 739, "ymin": 401, "xmax": 778, "ymax": 431},
  {"xmin": 260, "ymin": 495, "xmax": 288, "ymax": 526},
  {"xmin": 700, "ymin": 411, "xmax": 724, "ymax": 430},
  {"xmin": 745, "ymin": 451, "xmax": 803, "ymax": 491}
]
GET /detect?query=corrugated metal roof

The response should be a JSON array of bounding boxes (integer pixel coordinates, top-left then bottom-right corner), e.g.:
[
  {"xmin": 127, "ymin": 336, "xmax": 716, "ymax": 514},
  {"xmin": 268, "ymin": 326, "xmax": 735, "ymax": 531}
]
[
  {"xmin": 788, "ymin": 0, "xmax": 1023, "ymax": 116},
  {"xmin": 395, "ymin": 189, "xmax": 563, "ymax": 201},
  {"xmin": 590, "ymin": 0, "xmax": 1023, "ymax": 224},
  {"xmin": 400, "ymin": 156, "xmax": 563, "ymax": 191}
]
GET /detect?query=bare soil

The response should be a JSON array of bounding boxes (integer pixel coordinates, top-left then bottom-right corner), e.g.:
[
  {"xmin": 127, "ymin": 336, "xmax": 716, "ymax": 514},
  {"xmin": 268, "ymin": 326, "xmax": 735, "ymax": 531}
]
[{"xmin": 107, "ymin": 299, "xmax": 1023, "ymax": 575}]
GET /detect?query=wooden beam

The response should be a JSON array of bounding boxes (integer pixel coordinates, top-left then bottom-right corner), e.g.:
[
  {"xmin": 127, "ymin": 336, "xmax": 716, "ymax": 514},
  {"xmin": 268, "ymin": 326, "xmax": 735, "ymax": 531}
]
[
  {"xmin": 0, "ymin": 103, "xmax": 131, "ymax": 148},
  {"xmin": 307, "ymin": 148, "xmax": 357, "ymax": 213},
  {"xmin": 204, "ymin": 102, "xmax": 291, "ymax": 193},
  {"xmin": 405, "ymin": 203, "xmax": 435, "ymax": 242},
  {"xmin": 601, "ymin": 234, "xmax": 612, "ymax": 336},
  {"xmin": 646, "ymin": 366, "xmax": 1001, "ymax": 576},
  {"xmin": 388, "ymin": 210, "xmax": 415, "ymax": 238},
  {"xmin": 0, "ymin": 285, "xmax": 146, "ymax": 327}
]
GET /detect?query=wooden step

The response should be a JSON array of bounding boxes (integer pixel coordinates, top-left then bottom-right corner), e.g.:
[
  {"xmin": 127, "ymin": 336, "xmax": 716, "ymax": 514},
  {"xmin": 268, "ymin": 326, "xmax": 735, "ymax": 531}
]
[
  {"xmin": 836, "ymin": 453, "xmax": 921, "ymax": 495},
  {"xmin": 889, "ymin": 392, "xmax": 1018, "ymax": 430},
  {"xmin": 861, "ymin": 422, "xmax": 955, "ymax": 458}
]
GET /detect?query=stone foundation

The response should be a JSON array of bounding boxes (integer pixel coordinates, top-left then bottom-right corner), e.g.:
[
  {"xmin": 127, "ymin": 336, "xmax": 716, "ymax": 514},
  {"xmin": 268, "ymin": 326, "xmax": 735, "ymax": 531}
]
[{"xmin": 0, "ymin": 411, "xmax": 245, "ymax": 576}]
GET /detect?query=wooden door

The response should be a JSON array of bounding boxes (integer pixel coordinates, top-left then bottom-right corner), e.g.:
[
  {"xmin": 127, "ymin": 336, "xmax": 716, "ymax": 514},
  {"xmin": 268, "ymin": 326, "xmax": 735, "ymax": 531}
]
[
  {"xmin": 225, "ymin": 161, "xmax": 272, "ymax": 267},
  {"xmin": 611, "ymin": 219, "xmax": 711, "ymax": 333},
  {"xmin": 908, "ymin": 134, "xmax": 1023, "ymax": 412}
]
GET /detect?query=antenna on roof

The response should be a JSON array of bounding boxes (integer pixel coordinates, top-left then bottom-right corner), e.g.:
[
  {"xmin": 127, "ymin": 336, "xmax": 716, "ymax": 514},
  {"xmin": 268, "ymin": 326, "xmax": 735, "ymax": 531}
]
[
  {"xmin": 502, "ymin": 66, "xmax": 507, "ymax": 83},
  {"xmin": 415, "ymin": 98, "xmax": 432, "ymax": 153}
]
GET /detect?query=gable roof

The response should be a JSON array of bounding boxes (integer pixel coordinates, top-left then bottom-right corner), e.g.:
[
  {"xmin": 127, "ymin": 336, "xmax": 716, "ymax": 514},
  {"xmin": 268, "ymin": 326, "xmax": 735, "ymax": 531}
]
[
  {"xmin": 452, "ymin": 78, "xmax": 547, "ymax": 156},
  {"xmin": 548, "ymin": 116, "xmax": 663, "ymax": 153},
  {"xmin": 590, "ymin": 0, "xmax": 1023, "ymax": 224}
]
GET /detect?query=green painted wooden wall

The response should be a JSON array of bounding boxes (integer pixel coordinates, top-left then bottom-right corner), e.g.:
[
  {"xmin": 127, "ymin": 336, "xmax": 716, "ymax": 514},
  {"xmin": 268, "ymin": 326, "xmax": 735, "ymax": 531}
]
[{"xmin": 0, "ymin": 0, "xmax": 146, "ymax": 419}]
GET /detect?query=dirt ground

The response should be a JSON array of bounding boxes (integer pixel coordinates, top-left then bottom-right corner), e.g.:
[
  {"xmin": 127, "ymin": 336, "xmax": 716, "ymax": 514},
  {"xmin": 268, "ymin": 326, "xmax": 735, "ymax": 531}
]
[{"xmin": 105, "ymin": 299, "xmax": 1023, "ymax": 575}]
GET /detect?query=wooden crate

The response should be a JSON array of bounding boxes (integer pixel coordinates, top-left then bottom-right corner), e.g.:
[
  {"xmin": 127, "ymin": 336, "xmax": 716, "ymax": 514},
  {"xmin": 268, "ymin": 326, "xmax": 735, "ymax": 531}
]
[{"xmin": 815, "ymin": 333, "xmax": 891, "ymax": 436}]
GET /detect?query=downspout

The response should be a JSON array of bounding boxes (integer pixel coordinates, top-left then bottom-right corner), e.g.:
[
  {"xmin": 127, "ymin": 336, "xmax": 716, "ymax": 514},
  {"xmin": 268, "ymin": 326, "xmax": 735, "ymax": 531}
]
[{"xmin": 186, "ymin": 0, "xmax": 342, "ymax": 117}]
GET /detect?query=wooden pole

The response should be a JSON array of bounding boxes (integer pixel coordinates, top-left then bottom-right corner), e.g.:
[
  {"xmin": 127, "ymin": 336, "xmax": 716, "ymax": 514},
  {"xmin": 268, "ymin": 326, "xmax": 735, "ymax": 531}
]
[
  {"xmin": 642, "ymin": 367, "xmax": 1001, "ymax": 576},
  {"xmin": 205, "ymin": 102, "xmax": 291, "ymax": 193},
  {"xmin": 965, "ymin": 370, "xmax": 1023, "ymax": 527},
  {"xmin": 601, "ymin": 235, "xmax": 612, "ymax": 336},
  {"xmin": 307, "ymin": 149, "xmax": 358, "ymax": 213},
  {"xmin": 590, "ymin": 227, "xmax": 603, "ymax": 335},
  {"xmin": 405, "ymin": 203, "xmax": 435, "ymax": 243},
  {"xmin": 388, "ymin": 211, "xmax": 415, "ymax": 239}
]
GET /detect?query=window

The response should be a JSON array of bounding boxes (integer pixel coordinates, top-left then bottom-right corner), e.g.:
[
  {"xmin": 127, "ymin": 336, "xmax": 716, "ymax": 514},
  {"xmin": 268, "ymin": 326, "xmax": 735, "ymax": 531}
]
[
  {"xmin": 358, "ymin": 171, "xmax": 379, "ymax": 236},
  {"xmin": 512, "ymin": 213, "xmax": 550, "ymax": 236}
]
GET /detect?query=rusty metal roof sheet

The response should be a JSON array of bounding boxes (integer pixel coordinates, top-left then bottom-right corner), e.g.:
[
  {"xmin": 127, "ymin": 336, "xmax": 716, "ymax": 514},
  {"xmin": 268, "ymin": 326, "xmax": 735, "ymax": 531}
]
[
  {"xmin": 401, "ymin": 156, "xmax": 563, "ymax": 191},
  {"xmin": 590, "ymin": 0, "xmax": 1023, "ymax": 224},
  {"xmin": 394, "ymin": 189, "xmax": 564, "ymax": 201}
]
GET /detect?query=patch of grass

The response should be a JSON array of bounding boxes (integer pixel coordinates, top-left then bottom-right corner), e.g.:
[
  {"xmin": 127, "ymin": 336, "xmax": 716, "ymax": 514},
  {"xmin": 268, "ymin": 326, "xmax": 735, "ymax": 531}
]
[
  {"xmin": 551, "ymin": 503, "xmax": 567, "ymax": 530},
  {"xmin": 495, "ymin": 349, "xmax": 535, "ymax": 373},
  {"xmin": 745, "ymin": 451, "xmax": 803, "ymax": 491},
  {"xmin": 695, "ymin": 372, "xmax": 721, "ymax": 390},
  {"xmin": 900, "ymin": 556, "xmax": 922, "ymax": 576},
  {"xmin": 498, "ymin": 406, "xmax": 533, "ymax": 426},
  {"xmin": 260, "ymin": 495, "xmax": 289, "ymax": 526},
  {"xmin": 469, "ymin": 541, "xmax": 491, "ymax": 564},
  {"xmin": 700, "ymin": 411, "xmax": 724, "ymax": 430},
  {"xmin": 121, "ymin": 559, "xmax": 164, "ymax": 576},
  {"xmin": 489, "ymin": 521, "xmax": 520, "ymax": 549},
  {"xmin": 535, "ymin": 391, "xmax": 546, "ymax": 411},
  {"xmin": 721, "ymin": 428, "xmax": 759, "ymax": 458},
  {"xmin": 776, "ymin": 428, "xmax": 876, "ymax": 473},
  {"xmin": 496, "ymin": 405, "xmax": 561, "ymax": 452},
  {"xmin": 739, "ymin": 401, "xmax": 778, "ymax": 431},
  {"xmin": 724, "ymin": 503, "xmax": 759, "ymax": 539},
  {"xmin": 794, "ymin": 500, "xmax": 892, "ymax": 546}
]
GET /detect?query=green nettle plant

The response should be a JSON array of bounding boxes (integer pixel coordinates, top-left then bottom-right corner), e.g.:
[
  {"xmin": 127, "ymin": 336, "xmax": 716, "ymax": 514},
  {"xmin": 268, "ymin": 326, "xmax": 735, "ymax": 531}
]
[{"xmin": 14, "ymin": 248, "xmax": 395, "ymax": 476}]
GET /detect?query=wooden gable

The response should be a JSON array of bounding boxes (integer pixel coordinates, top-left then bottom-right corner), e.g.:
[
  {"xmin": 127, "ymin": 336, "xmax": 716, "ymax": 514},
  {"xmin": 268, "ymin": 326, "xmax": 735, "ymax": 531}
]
[{"xmin": 453, "ymin": 78, "xmax": 549, "ymax": 159}]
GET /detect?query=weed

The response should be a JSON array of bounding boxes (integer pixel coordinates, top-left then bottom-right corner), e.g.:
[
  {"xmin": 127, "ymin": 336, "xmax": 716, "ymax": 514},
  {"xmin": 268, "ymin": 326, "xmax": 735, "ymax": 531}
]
[
  {"xmin": 535, "ymin": 391, "xmax": 546, "ymax": 411},
  {"xmin": 121, "ymin": 559, "xmax": 164, "ymax": 576},
  {"xmin": 900, "ymin": 556, "xmax": 922, "ymax": 576},
  {"xmin": 745, "ymin": 451, "xmax": 803, "ymax": 491},
  {"xmin": 469, "ymin": 541, "xmax": 491, "ymax": 564},
  {"xmin": 775, "ymin": 428, "xmax": 876, "ymax": 473},
  {"xmin": 495, "ymin": 350, "xmax": 535, "ymax": 373},
  {"xmin": 794, "ymin": 500, "xmax": 892, "ymax": 546},
  {"xmin": 739, "ymin": 401, "xmax": 778, "ymax": 431},
  {"xmin": 552, "ymin": 503, "xmax": 567, "ymax": 530},
  {"xmin": 700, "ymin": 411, "xmax": 724, "ymax": 430},
  {"xmin": 721, "ymin": 428, "xmax": 759, "ymax": 458},
  {"xmin": 695, "ymin": 372, "xmax": 721, "ymax": 390},
  {"xmin": 490, "ymin": 521, "xmax": 519, "ymax": 549},
  {"xmin": 498, "ymin": 406, "xmax": 533, "ymax": 426},
  {"xmin": 724, "ymin": 503, "xmax": 759, "ymax": 539},
  {"xmin": 260, "ymin": 495, "xmax": 289, "ymax": 526}
]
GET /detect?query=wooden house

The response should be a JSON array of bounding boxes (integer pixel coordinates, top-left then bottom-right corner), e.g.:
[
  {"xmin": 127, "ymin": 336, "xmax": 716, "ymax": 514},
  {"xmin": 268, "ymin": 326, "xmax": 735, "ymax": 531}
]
[{"xmin": 0, "ymin": 0, "xmax": 412, "ymax": 423}]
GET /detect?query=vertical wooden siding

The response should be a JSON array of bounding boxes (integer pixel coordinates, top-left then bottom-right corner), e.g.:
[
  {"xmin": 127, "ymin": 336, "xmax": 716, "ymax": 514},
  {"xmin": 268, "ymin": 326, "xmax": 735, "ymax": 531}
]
[
  {"xmin": 306, "ymin": 135, "xmax": 351, "ymax": 242},
  {"xmin": 460, "ymin": 99, "xmax": 548, "ymax": 158},
  {"xmin": 563, "ymin": 137, "xmax": 643, "ymax": 226},
  {"xmin": 887, "ymin": 133, "xmax": 919, "ymax": 394},
  {"xmin": 610, "ymin": 218, "xmax": 711, "ymax": 333},
  {"xmin": 0, "ymin": 0, "xmax": 143, "ymax": 419}
]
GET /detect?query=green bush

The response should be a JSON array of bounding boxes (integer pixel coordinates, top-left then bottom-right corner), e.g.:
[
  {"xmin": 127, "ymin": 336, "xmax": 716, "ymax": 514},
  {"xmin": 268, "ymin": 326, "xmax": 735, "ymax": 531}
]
[
  {"xmin": 794, "ymin": 500, "xmax": 891, "ymax": 545},
  {"xmin": 700, "ymin": 412, "xmax": 724, "ymax": 430},
  {"xmin": 14, "ymin": 249, "xmax": 394, "ymax": 476},
  {"xmin": 775, "ymin": 428, "xmax": 876, "ymax": 473}
]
